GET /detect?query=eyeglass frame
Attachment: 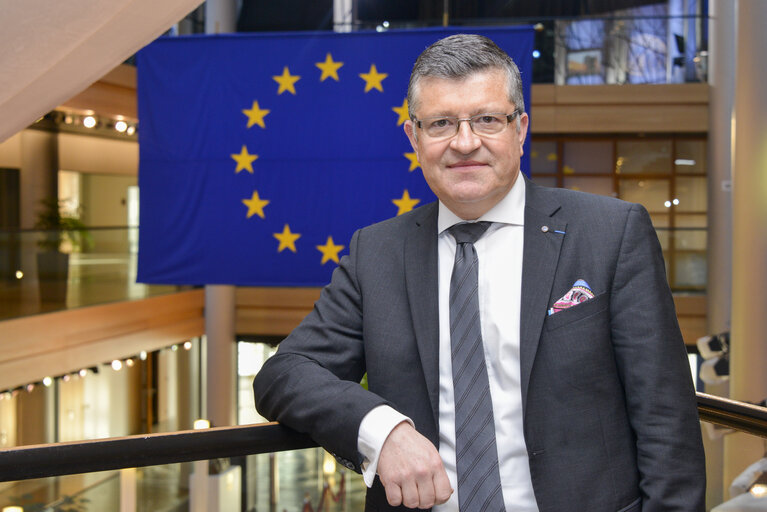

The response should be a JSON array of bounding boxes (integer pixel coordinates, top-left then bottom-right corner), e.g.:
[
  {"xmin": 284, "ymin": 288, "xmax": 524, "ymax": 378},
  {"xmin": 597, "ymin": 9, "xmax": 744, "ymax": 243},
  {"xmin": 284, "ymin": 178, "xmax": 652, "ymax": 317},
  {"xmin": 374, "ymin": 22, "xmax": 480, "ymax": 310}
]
[{"xmin": 412, "ymin": 110, "xmax": 522, "ymax": 139}]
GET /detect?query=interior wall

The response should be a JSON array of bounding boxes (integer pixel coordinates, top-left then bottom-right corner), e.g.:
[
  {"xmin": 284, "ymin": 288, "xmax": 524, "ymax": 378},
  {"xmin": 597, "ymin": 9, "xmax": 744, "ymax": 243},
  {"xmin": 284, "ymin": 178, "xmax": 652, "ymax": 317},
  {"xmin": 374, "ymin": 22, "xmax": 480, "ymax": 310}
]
[
  {"xmin": 80, "ymin": 173, "xmax": 137, "ymax": 226},
  {"xmin": 58, "ymin": 132, "xmax": 137, "ymax": 177},
  {"xmin": 0, "ymin": 132, "xmax": 22, "ymax": 168}
]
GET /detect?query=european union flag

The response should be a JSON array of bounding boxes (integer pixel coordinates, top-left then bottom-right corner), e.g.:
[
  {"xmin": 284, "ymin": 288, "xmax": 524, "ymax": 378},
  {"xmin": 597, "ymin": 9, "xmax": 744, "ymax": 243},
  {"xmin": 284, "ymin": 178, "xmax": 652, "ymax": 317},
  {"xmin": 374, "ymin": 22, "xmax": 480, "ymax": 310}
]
[{"xmin": 137, "ymin": 27, "xmax": 533, "ymax": 286}]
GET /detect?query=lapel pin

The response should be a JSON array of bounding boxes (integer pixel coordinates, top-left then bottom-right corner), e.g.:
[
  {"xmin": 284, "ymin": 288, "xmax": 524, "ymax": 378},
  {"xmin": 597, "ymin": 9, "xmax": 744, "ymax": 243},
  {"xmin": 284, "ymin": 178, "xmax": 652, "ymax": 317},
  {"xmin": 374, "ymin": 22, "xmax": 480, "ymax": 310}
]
[{"xmin": 541, "ymin": 225, "xmax": 566, "ymax": 235}]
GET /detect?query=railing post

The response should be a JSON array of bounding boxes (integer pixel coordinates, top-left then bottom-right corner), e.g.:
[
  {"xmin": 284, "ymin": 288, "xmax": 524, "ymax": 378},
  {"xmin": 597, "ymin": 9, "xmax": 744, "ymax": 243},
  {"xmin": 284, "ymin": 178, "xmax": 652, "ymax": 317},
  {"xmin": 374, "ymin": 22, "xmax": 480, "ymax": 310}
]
[
  {"xmin": 270, "ymin": 452, "xmax": 279, "ymax": 509},
  {"xmin": 120, "ymin": 467, "xmax": 137, "ymax": 512},
  {"xmin": 190, "ymin": 459, "xmax": 210, "ymax": 512}
]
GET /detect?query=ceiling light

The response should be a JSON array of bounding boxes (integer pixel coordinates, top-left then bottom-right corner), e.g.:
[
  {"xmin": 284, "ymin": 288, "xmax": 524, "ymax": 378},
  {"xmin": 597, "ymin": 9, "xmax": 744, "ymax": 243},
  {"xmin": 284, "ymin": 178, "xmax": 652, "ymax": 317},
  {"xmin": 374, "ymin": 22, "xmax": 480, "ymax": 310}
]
[
  {"xmin": 83, "ymin": 116, "xmax": 97, "ymax": 128},
  {"xmin": 115, "ymin": 120, "xmax": 128, "ymax": 133}
]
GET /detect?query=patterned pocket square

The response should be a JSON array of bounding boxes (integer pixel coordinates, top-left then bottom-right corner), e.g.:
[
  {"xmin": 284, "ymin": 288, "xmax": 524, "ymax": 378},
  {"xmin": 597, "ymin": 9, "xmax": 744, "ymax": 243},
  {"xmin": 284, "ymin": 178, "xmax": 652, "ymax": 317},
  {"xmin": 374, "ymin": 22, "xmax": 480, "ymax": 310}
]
[{"xmin": 548, "ymin": 279, "xmax": 594, "ymax": 316}]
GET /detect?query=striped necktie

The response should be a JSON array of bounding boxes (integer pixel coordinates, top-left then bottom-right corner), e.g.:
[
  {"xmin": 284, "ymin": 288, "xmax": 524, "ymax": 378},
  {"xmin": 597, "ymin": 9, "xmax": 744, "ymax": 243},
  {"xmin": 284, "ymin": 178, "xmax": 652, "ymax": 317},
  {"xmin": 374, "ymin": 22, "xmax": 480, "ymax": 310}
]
[{"xmin": 448, "ymin": 222, "xmax": 505, "ymax": 511}]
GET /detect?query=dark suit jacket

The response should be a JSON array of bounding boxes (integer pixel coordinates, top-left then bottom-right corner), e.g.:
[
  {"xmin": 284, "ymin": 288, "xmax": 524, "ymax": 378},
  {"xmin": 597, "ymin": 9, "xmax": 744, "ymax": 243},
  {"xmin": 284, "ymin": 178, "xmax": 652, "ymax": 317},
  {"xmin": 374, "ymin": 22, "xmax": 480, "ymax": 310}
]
[{"xmin": 253, "ymin": 179, "xmax": 706, "ymax": 511}]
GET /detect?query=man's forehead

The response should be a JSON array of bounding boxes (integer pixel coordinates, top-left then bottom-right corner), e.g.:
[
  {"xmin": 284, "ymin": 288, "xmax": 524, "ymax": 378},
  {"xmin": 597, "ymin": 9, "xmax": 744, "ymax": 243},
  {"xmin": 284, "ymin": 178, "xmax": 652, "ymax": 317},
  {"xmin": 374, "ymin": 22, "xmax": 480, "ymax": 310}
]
[
  {"xmin": 416, "ymin": 68, "xmax": 505, "ymax": 87},
  {"xmin": 413, "ymin": 70, "xmax": 512, "ymax": 114}
]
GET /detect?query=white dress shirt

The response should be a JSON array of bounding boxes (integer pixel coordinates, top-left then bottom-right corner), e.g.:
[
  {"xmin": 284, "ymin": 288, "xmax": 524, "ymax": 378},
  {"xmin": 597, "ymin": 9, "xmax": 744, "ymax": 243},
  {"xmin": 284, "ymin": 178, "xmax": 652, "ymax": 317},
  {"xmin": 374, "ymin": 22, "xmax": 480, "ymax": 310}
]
[{"xmin": 358, "ymin": 176, "xmax": 538, "ymax": 511}]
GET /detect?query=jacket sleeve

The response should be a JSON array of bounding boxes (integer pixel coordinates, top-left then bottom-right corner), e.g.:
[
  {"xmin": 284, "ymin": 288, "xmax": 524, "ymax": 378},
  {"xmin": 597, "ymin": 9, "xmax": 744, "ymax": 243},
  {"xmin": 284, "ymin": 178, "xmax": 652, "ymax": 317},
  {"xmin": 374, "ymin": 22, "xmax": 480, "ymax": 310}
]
[
  {"xmin": 252, "ymin": 229, "xmax": 390, "ymax": 471},
  {"xmin": 609, "ymin": 203, "xmax": 706, "ymax": 511}
]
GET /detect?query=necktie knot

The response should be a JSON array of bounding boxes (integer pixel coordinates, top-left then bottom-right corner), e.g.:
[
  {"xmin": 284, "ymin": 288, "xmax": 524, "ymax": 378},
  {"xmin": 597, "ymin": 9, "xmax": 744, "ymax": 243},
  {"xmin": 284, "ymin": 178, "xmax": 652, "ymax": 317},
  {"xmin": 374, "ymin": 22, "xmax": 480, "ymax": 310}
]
[{"xmin": 448, "ymin": 221, "xmax": 492, "ymax": 245}]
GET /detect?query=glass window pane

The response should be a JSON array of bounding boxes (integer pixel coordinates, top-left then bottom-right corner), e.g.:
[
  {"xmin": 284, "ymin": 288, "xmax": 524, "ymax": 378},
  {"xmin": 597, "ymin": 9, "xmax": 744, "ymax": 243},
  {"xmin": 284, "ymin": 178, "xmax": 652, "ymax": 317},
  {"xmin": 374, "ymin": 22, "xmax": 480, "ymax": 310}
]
[
  {"xmin": 616, "ymin": 140, "xmax": 672, "ymax": 175},
  {"xmin": 675, "ymin": 139, "xmax": 706, "ymax": 174},
  {"xmin": 674, "ymin": 214, "xmax": 707, "ymax": 251},
  {"xmin": 563, "ymin": 141, "xmax": 613, "ymax": 175},
  {"xmin": 563, "ymin": 177, "xmax": 614, "ymax": 197},
  {"xmin": 675, "ymin": 177, "xmax": 707, "ymax": 212},
  {"xmin": 619, "ymin": 178, "xmax": 669, "ymax": 211},
  {"xmin": 531, "ymin": 176, "xmax": 558, "ymax": 188},
  {"xmin": 674, "ymin": 252, "xmax": 707, "ymax": 289},
  {"xmin": 650, "ymin": 213, "xmax": 670, "ymax": 251},
  {"xmin": 530, "ymin": 140, "xmax": 558, "ymax": 175}
]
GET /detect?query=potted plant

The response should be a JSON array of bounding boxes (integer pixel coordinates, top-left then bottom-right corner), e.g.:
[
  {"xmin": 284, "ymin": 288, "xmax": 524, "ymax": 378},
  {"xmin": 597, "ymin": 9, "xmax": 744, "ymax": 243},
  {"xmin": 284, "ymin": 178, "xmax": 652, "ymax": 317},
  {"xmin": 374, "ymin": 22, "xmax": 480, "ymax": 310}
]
[{"xmin": 34, "ymin": 198, "xmax": 92, "ymax": 303}]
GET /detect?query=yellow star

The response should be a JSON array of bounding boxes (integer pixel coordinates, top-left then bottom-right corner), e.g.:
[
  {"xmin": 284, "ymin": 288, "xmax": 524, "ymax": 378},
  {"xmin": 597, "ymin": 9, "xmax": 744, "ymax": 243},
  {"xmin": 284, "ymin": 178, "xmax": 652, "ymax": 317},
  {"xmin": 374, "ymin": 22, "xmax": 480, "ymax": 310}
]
[
  {"xmin": 242, "ymin": 100, "xmax": 270, "ymax": 129},
  {"xmin": 359, "ymin": 64, "xmax": 388, "ymax": 93},
  {"xmin": 316, "ymin": 236, "xmax": 345, "ymax": 265},
  {"xmin": 273, "ymin": 224, "xmax": 301, "ymax": 253},
  {"xmin": 242, "ymin": 190, "xmax": 270, "ymax": 219},
  {"xmin": 404, "ymin": 152, "xmax": 421, "ymax": 172},
  {"xmin": 272, "ymin": 67, "xmax": 301, "ymax": 95},
  {"xmin": 231, "ymin": 145, "xmax": 258, "ymax": 174},
  {"xmin": 315, "ymin": 53, "xmax": 344, "ymax": 82},
  {"xmin": 392, "ymin": 98, "xmax": 409, "ymax": 126},
  {"xmin": 392, "ymin": 189, "xmax": 421, "ymax": 216}
]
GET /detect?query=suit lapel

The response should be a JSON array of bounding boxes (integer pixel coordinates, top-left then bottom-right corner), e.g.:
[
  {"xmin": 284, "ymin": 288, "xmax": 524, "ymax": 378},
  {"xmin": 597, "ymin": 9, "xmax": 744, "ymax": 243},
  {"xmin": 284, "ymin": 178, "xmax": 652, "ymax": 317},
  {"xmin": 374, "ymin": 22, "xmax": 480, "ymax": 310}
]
[
  {"xmin": 403, "ymin": 203, "xmax": 441, "ymax": 434},
  {"xmin": 519, "ymin": 180, "xmax": 565, "ymax": 412}
]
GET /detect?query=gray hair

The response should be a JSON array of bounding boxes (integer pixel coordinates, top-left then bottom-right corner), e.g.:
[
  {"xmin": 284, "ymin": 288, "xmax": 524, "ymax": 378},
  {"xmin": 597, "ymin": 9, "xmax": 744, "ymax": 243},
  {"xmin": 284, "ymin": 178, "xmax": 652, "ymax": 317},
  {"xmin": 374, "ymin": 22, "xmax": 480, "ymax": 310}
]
[{"xmin": 407, "ymin": 34, "xmax": 525, "ymax": 119}]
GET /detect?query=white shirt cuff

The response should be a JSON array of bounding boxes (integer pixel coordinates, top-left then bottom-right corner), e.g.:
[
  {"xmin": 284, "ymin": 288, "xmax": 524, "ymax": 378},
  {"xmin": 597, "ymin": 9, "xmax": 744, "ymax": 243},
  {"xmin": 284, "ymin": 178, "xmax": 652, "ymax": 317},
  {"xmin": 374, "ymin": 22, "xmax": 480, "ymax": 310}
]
[{"xmin": 357, "ymin": 405, "xmax": 412, "ymax": 487}]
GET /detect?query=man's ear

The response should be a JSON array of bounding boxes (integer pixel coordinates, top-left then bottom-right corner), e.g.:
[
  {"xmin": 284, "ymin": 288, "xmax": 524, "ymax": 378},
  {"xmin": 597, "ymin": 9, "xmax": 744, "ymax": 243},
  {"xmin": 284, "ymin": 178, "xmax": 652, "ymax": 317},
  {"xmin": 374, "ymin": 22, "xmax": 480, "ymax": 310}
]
[
  {"xmin": 404, "ymin": 120, "xmax": 418, "ymax": 153},
  {"xmin": 517, "ymin": 113, "xmax": 529, "ymax": 154}
]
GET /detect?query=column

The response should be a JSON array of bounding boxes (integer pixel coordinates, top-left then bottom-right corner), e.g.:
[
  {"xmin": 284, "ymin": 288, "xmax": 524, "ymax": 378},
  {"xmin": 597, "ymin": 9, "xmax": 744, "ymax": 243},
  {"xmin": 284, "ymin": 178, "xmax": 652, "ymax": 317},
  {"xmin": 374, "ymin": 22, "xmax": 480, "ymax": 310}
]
[
  {"xmin": 333, "ymin": 0, "xmax": 353, "ymax": 32},
  {"xmin": 204, "ymin": 284, "xmax": 237, "ymax": 428},
  {"xmin": 725, "ymin": 0, "xmax": 767, "ymax": 498},
  {"xmin": 705, "ymin": 0, "xmax": 736, "ymax": 506},
  {"xmin": 205, "ymin": 0, "xmax": 237, "ymax": 34}
]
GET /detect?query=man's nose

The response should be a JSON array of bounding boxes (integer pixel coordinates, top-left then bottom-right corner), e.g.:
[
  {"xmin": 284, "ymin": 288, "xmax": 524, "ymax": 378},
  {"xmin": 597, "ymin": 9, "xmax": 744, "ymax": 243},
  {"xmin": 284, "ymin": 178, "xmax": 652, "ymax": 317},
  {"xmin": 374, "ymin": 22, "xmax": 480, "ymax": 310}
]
[{"xmin": 450, "ymin": 120, "xmax": 482, "ymax": 153}]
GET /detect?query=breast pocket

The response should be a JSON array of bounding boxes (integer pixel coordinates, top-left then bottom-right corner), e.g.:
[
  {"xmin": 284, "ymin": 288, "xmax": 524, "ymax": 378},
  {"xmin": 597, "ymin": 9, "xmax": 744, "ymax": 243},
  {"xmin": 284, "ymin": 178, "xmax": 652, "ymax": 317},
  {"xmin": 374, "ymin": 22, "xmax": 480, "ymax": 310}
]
[{"xmin": 544, "ymin": 292, "xmax": 609, "ymax": 331}]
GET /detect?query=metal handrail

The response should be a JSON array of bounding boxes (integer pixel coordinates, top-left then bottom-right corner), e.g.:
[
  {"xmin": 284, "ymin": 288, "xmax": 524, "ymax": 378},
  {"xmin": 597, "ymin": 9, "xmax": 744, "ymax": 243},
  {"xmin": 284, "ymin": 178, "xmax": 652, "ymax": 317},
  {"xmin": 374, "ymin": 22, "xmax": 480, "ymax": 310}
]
[
  {"xmin": 0, "ymin": 393, "xmax": 764, "ymax": 483},
  {"xmin": 696, "ymin": 392, "xmax": 767, "ymax": 438},
  {"xmin": 0, "ymin": 422, "xmax": 315, "ymax": 482}
]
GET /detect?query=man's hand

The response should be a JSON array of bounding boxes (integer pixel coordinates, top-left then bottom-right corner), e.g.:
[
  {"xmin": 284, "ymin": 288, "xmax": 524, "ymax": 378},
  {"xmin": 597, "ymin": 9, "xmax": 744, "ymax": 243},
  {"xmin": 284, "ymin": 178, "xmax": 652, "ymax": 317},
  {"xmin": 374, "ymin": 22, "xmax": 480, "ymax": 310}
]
[{"xmin": 377, "ymin": 421, "xmax": 453, "ymax": 509}]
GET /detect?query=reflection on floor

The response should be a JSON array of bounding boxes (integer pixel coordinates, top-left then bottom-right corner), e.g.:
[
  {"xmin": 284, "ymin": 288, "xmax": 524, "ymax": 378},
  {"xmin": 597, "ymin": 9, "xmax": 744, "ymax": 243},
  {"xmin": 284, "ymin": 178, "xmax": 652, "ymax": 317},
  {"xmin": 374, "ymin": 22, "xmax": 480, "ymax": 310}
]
[{"xmin": 0, "ymin": 252, "xmax": 179, "ymax": 321}]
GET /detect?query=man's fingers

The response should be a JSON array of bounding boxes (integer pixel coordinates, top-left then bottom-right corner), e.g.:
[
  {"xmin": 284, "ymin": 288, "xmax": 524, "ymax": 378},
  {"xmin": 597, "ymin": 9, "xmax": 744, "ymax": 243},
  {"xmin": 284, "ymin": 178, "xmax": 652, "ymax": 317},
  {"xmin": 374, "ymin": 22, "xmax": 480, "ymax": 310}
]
[
  {"xmin": 432, "ymin": 467, "xmax": 453, "ymax": 505},
  {"xmin": 383, "ymin": 481, "xmax": 403, "ymax": 507},
  {"xmin": 377, "ymin": 422, "xmax": 453, "ymax": 509},
  {"xmin": 399, "ymin": 479, "xmax": 420, "ymax": 509}
]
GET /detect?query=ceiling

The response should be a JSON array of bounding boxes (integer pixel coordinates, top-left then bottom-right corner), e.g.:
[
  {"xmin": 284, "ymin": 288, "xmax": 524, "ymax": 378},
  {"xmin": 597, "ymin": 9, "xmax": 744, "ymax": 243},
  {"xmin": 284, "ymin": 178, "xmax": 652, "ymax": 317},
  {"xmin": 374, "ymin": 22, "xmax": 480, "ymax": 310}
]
[{"xmin": 0, "ymin": 0, "xmax": 204, "ymax": 143}]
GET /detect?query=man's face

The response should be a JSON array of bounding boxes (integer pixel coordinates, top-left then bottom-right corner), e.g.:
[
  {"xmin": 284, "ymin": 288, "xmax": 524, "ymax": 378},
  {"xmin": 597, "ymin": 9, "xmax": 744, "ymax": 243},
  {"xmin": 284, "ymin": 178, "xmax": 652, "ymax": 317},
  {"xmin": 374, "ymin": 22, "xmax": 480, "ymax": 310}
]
[{"xmin": 404, "ymin": 69, "xmax": 528, "ymax": 220}]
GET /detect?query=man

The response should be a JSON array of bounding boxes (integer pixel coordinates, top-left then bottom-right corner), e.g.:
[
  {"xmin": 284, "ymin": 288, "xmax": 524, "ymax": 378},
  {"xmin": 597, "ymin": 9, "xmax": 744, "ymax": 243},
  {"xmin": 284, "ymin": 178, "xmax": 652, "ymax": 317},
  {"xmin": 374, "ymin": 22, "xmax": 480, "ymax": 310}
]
[{"xmin": 254, "ymin": 34, "xmax": 705, "ymax": 511}]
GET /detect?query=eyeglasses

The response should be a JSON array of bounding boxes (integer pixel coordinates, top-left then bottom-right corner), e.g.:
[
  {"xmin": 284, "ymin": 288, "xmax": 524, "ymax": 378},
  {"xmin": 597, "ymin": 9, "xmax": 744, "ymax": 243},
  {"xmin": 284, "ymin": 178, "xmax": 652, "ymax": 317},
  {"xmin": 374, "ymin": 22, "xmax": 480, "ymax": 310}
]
[{"xmin": 413, "ymin": 110, "xmax": 520, "ymax": 139}]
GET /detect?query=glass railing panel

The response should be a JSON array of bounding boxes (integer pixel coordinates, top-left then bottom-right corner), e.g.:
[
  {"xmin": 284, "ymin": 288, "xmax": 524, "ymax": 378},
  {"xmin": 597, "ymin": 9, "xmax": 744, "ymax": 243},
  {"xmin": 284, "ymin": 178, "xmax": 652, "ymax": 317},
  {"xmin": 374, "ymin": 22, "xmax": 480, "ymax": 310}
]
[
  {"xmin": 137, "ymin": 464, "xmax": 189, "ymax": 511},
  {"xmin": 0, "ymin": 403, "xmax": 764, "ymax": 512},
  {"xmin": 0, "ymin": 470, "xmax": 118, "ymax": 511},
  {"xmin": 1, "ymin": 436, "xmax": 763, "ymax": 511},
  {"xmin": 249, "ymin": 448, "xmax": 366, "ymax": 512},
  {"xmin": 0, "ymin": 227, "xmax": 182, "ymax": 321}
]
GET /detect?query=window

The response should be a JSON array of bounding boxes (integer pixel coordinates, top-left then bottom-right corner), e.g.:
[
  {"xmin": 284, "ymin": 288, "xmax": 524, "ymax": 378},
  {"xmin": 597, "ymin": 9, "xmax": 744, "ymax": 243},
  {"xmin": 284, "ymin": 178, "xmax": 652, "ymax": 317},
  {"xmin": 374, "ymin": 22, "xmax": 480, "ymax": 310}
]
[{"xmin": 530, "ymin": 135, "xmax": 707, "ymax": 292}]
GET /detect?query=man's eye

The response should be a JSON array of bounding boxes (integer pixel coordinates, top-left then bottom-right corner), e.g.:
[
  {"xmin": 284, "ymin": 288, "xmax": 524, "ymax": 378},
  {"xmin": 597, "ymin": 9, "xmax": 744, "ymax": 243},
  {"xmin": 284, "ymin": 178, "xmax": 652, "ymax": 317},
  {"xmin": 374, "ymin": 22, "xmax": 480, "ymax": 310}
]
[
  {"xmin": 476, "ymin": 115, "xmax": 501, "ymax": 125},
  {"xmin": 430, "ymin": 118, "xmax": 452, "ymax": 129}
]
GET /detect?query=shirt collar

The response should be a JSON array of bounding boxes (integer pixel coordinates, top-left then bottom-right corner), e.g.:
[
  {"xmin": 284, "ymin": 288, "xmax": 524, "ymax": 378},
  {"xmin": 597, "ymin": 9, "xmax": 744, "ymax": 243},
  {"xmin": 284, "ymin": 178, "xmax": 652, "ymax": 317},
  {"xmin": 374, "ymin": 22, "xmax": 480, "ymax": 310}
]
[{"xmin": 437, "ymin": 173, "xmax": 526, "ymax": 234}]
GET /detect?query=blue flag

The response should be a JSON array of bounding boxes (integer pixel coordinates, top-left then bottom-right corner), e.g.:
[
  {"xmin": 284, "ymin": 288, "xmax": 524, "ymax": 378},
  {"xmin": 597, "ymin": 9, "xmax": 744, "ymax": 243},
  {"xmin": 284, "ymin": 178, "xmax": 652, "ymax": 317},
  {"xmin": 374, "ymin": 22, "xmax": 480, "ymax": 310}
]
[{"xmin": 137, "ymin": 27, "xmax": 533, "ymax": 286}]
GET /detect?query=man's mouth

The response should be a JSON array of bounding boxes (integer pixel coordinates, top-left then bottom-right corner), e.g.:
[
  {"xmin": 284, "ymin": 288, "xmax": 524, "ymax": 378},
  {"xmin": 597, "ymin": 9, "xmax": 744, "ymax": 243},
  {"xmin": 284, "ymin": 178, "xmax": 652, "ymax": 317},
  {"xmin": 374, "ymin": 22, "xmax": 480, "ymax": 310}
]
[{"xmin": 448, "ymin": 160, "xmax": 486, "ymax": 170}]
